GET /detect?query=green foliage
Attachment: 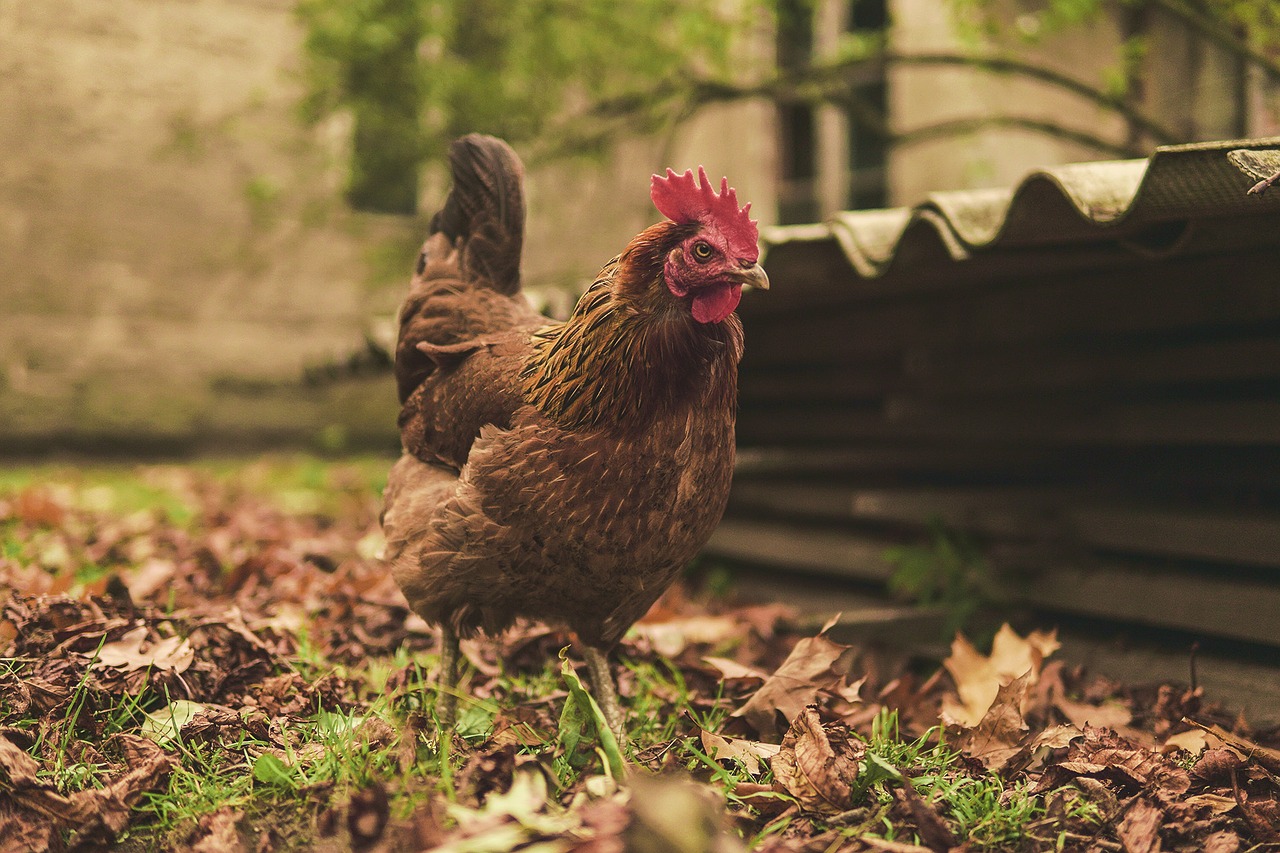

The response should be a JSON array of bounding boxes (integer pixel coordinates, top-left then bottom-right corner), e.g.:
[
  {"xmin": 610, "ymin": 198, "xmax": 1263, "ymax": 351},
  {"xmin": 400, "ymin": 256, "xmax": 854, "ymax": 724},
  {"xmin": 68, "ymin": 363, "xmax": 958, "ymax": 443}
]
[
  {"xmin": 557, "ymin": 649, "xmax": 626, "ymax": 781},
  {"xmin": 296, "ymin": 0, "xmax": 762, "ymax": 211},
  {"xmin": 297, "ymin": 0, "xmax": 424, "ymax": 213},
  {"xmin": 884, "ymin": 519, "xmax": 992, "ymax": 637}
]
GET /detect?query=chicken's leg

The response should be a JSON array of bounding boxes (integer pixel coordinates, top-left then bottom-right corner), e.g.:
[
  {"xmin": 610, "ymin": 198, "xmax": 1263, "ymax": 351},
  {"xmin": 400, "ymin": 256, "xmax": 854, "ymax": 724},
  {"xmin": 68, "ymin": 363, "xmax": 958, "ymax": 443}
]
[
  {"xmin": 583, "ymin": 645, "xmax": 626, "ymax": 743},
  {"xmin": 436, "ymin": 626, "xmax": 460, "ymax": 732}
]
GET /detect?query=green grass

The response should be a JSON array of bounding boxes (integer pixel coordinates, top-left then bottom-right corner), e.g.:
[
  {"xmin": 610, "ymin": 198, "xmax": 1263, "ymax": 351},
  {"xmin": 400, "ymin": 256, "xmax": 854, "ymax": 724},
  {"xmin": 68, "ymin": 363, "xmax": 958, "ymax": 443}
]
[{"xmin": 0, "ymin": 456, "xmax": 1111, "ymax": 851}]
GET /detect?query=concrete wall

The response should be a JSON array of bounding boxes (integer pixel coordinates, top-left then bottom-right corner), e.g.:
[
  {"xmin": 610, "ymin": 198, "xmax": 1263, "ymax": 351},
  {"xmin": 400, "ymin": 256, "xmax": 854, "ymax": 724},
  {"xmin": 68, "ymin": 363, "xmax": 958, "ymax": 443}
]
[
  {"xmin": 0, "ymin": 1, "xmax": 777, "ymax": 454},
  {"xmin": 886, "ymin": 0, "xmax": 1272, "ymax": 203}
]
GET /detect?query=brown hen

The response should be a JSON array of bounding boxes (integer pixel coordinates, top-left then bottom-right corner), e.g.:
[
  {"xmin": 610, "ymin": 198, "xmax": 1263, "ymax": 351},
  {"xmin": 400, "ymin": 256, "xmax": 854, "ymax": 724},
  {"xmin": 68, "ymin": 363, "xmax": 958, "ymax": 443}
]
[{"xmin": 382, "ymin": 134, "xmax": 766, "ymax": 737}]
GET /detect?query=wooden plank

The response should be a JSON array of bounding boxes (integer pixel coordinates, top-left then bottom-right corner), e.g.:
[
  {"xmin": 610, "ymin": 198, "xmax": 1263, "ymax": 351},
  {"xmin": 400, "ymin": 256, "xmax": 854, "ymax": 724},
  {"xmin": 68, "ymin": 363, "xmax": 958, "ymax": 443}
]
[
  {"xmin": 736, "ymin": 399, "xmax": 1280, "ymax": 446},
  {"xmin": 733, "ymin": 445, "xmax": 1280, "ymax": 493},
  {"xmin": 738, "ymin": 334, "xmax": 1280, "ymax": 406},
  {"xmin": 728, "ymin": 482, "xmax": 1086, "ymax": 539},
  {"xmin": 1012, "ymin": 555, "xmax": 1280, "ymax": 648},
  {"xmin": 738, "ymin": 363, "xmax": 898, "ymax": 403},
  {"xmin": 1069, "ymin": 507, "xmax": 1280, "ymax": 568},
  {"xmin": 704, "ymin": 519, "xmax": 896, "ymax": 583},
  {"xmin": 744, "ymin": 249, "xmax": 1280, "ymax": 367},
  {"xmin": 734, "ymin": 445, "xmax": 1062, "ymax": 477},
  {"xmin": 902, "ymin": 334, "xmax": 1280, "ymax": 402},
  {"xmin": 708, "ymin": 518, "xmax": 1280, "ymax": 647},
  {"xmin": 727, "ymin": 482, "xmax": 1280, "ymax": 568}
]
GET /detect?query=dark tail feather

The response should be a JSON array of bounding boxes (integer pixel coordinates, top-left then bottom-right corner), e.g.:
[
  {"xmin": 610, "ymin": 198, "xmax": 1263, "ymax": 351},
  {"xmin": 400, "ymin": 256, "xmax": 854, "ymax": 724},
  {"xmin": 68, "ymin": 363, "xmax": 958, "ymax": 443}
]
[{"xmin": 430, "ymin": 134, "xmax": 525, "ymax": 295}]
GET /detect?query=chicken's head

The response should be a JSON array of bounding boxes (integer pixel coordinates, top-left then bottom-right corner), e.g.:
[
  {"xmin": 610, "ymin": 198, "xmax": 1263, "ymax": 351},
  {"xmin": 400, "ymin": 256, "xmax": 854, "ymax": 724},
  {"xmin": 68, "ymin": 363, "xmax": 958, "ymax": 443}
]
[{"xmin": 650, "ymin": 167, "xmax": 769, "ymax": 324}]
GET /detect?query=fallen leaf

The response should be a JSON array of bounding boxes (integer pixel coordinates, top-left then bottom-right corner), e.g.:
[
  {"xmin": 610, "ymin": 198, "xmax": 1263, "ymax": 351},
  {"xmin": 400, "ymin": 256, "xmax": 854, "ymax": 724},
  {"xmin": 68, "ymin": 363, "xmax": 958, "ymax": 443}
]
[
  {"xmin": 1162, "ymin": 729, "xmax": 1208, "ymax": 756},
  {"xmin": 1118, "ymin": 798, "xmax": 1163, "ymax": 853},
  {"xmin": 625, "ymin": 772, "xmax": 746, "ymax": 853},
  {"xmin": 957, "ymin": 671, "xmax": 1032, "ymax": 771},
  {"xmin": 702, "ymin": 656, "xmax": 768, "ymax": 683},
  {"xmin": 1191, "ymin": 748, "xmax": 1243, "ymax": 784},
  {"xmin": 140, "ymin": 700, "xmax": 207, "ymax": 746},
  {"xmin": 1056, "ymin": 695, "xmax": 1132, "ymax": 730},
  {"xmin": 0, "ymin": 733, "xmax": 173, "ymax": 846},
  {"xmin": 92, "ymin": 626, "xmax": 194, "ymax": 674},
  {"xmin": 894, "ymin": 775, "xmax": 958, "ymax": 853},
  {"xmin": 185, "ymin": 807, "xmax": 246, "ymax": 853},
  {"xmin": 1031, "ymin": 724, "xmax": 1082, "ymax": 751},
  {"xmin": 732, "ymin": 625, "xmax": 852, "ymax": 738},
  {"xmin": 942, "ymin": 624, "xmax": 1058, "ymax": 727},
  {"xmin": 700, "ymin": 730, "xmax": 780, "ymax": 775},
  {"xmin": 0, "ymin": 801, "xmax": 54, "ymax": 853},
  {"xmin": 770, "ymin": 706, "xmax": 864, "ymax": 814},
  {"xmin": 1201, "ymin": 830, "xmax": 1241, "ymax": 853},
  {"xmin": 629, "ymin": 615, "xmax": 742, "ymax": 658},
  {"xmin": 124, "ymin": 558, "xmax": 178, "ymax": 601},
  {"xmin": 1182, "ymin": 793, "xmax": 1238, "ymax": 815}
]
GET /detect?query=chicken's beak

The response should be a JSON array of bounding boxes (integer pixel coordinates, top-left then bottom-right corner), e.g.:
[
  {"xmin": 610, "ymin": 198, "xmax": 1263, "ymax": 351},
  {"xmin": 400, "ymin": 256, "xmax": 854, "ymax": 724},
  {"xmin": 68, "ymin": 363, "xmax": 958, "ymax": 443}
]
[{"xmin": 733, "ymin": 263, "xmax": 770, "ymax": 291}]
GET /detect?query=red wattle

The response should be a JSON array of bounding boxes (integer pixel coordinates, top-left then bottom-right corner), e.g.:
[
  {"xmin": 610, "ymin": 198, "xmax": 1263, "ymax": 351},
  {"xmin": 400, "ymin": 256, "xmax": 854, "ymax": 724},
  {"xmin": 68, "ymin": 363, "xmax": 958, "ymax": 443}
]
[{"xmin": 691, "ymin": 283, "xmax": 742, "ymax": 324}]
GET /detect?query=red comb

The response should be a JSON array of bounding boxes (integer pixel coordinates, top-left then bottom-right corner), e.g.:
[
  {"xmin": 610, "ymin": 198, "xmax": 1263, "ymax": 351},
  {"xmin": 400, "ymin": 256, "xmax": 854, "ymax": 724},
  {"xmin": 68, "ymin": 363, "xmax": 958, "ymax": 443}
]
[{"xmin": 650, "ymin": 166, "xmax": 759, "ymax": 261}]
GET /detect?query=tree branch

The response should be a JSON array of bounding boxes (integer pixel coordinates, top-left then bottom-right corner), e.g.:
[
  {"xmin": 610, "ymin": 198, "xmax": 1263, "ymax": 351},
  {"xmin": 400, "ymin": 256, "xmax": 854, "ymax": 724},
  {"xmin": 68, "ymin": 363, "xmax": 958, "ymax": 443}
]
[
  {"xmin": 878, "ymin": 52, "xmax": 1180, "ymax": 145},
  {"xmin": 892, "ymin": 116, "xmax": 1145, "ymax": 158},
  {"xmin": 590, "ymin": 50, "xmax": 1179, "ymax": 148}
]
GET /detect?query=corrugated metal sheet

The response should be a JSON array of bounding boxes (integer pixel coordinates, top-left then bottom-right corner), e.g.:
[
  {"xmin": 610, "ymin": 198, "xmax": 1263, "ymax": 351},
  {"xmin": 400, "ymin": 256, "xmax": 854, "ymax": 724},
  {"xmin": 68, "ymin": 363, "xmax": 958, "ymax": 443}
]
[{"xmin": 760, "ymin": 136, "xmax": 1280, "ymax": 285}]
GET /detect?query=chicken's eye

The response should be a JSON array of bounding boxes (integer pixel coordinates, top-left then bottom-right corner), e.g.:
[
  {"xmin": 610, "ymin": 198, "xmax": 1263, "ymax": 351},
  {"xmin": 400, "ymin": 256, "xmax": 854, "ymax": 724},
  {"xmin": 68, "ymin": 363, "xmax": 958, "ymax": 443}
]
[{"xmin": 691, "ymin": 241, "xmax": 714, "ymax": 263}]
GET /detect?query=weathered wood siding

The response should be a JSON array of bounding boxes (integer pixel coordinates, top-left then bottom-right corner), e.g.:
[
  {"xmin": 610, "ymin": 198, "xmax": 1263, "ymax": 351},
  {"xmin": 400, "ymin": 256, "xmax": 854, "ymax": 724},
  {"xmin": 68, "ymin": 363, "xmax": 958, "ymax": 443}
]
[{"xmin": 712, "ymin": 140, "xmax": 1280, "ymax": 649}]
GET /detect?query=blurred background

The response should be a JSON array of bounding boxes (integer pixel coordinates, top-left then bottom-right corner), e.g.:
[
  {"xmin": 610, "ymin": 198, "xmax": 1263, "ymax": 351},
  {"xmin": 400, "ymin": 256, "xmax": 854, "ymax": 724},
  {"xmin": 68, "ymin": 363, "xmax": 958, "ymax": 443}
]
[{"xmin": 4, "ymin": 0, "xmax": 1278, "ymax": 455}]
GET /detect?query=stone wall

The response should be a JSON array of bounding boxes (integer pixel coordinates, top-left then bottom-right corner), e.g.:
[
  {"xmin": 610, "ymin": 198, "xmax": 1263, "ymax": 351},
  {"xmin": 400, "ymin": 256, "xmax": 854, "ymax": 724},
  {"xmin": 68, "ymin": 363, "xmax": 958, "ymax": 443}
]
[
  {"xmin": 887, "ymin": 0, "xmax": 1279, "ymax": 203},
  {"xmin": 0, "ymin": 1, "xmax": 776, "ymax": 454}
]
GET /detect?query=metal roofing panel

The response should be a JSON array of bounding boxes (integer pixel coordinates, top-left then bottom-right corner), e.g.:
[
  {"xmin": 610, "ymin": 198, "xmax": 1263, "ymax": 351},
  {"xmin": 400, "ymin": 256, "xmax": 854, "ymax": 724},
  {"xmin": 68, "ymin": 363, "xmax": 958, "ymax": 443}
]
[{"xmin": 765, "ymin": 136, "xmax": 1280, "ymax": 284}]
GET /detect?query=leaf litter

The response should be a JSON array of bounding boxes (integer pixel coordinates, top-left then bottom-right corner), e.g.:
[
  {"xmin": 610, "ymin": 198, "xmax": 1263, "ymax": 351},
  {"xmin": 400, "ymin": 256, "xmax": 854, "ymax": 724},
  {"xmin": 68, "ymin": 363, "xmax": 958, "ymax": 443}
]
[{"xmin": 0, "ymin": 458, "xmax": 1278, "ymax": 852}]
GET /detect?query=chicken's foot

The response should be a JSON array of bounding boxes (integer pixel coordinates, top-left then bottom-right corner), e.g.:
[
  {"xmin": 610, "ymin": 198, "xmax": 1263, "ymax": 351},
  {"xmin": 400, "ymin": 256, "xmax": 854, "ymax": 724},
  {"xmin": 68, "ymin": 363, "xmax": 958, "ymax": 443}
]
[
  {"xmin": 436, "ymin": 626, "xmax": 460, "ymax": 734},
  {"xmin": 583, "ymin": 645, "xmax": 626, "ymax": 744}
]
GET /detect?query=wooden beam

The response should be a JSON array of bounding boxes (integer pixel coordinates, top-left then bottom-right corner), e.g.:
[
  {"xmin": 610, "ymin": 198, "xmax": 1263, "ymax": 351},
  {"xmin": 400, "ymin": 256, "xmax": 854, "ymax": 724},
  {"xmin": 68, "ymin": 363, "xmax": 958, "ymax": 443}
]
[
  {"xmin": 727, "ymin": 482, "xmax": 1280, "ymax": 568},
  {"xmin": 708, "ymin": 516, "xmax": 1280, "ymax": 646}
]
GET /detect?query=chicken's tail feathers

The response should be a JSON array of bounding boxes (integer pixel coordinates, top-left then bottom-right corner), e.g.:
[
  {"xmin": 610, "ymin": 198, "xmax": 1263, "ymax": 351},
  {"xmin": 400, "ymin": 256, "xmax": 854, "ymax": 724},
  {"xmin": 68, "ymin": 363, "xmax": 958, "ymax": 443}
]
[{"xmin": 430, "ymin": 134, "xmax": 525, "ymax": 295}]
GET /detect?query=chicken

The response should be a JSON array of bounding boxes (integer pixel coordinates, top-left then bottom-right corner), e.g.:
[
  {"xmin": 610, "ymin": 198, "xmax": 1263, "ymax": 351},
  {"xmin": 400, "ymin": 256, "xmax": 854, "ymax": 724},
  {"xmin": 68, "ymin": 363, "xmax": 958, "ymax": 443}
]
[{"xmin": 381, "ymin": 134, "xmax": 767, "ymax": 737}]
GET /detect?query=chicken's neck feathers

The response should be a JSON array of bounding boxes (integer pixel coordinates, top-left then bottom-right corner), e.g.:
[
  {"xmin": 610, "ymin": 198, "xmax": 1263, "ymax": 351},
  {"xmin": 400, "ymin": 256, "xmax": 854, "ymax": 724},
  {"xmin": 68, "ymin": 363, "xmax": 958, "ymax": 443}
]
[{"xmin": 520, "ymin": 236, "xmax": 743, "ymax": 432}]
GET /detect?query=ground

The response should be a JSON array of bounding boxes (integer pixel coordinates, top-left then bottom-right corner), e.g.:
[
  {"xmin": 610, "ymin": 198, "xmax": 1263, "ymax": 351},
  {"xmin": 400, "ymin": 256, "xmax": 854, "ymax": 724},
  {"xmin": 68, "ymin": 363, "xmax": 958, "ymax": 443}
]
[{"xmin": 0, "ymin": 456, "xmax": 1277, "ymax": 852}]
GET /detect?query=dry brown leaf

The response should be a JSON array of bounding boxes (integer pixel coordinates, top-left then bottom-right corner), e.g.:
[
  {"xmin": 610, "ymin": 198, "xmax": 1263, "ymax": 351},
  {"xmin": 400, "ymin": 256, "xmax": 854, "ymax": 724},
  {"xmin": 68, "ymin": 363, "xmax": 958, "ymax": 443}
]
[
  {"xmin": 957, "ymin": 670, "xmax": 1032, "ymax": 771},
  {"xmin": 1200, "ymin": 830, "xmax": 1241, "ymax": 853},
  {"xmin": 1182, "ymin": 793, "xmax": 1238, "ymax": 816},
  {"xmin": 1032, "ymin": 724, "xmax": 1082, "ymax": 751},
  {"xmin": 0, "ymin": 802, "xmax": 53, "ymax": 853},
  {"xmin": 92, "ymin": 625, "xmax": 195, "ymax": 674},
  {"xmin": 624, "ymin": 773, "xmax": 745, "ymax": 853},
  {"xmin": 0, "ymin": 733, "xmax": 174, "ymax": 846},
  {"xmin": 1162, "ymin": 729, "xmax": 1208, "ymax": 756},
  {"xmin": 699, "ymin": 730, "xmax": 780, "ymax": 775},
  {"xmin": 770, "ymin": 706, "xmax": 864, "ymax": 814},
  {"xmin": 1116, "ymin": 798, "xmax": 1163, "ymax": 853},
  {"xmin": 702, "ymin": 656, "xmax": 768, "ymax": 683},
  {"xmin": 184, "ymin": 807, "xmax": 247, "ymax": 853},
  {"xmin": 629, "ymin": 614, "xmax": 742, "ymax": 657},
  {"xmin": 1191, "ymin": 748, "xmax": 1243, "ymax": 785},
  {"xmin": 1055, "ymin": 695, "xmax": 1133, "ymax": 731},
  {"xmin": 894, "ymin": 775, "xmax": 958, "ymax": 853},
  {"xmin": 942, "ymin": 623, "xmax": 1058, "ymax": 727},
  {"xmin": 124, "ymin": 557, "xmax": 178, "ymax": 601},
  {"xmin": 731, "ymin": 626, "xmax": 851, "ymax": 738}
]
